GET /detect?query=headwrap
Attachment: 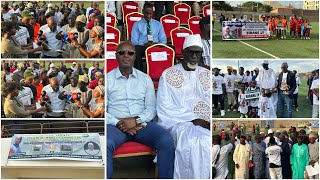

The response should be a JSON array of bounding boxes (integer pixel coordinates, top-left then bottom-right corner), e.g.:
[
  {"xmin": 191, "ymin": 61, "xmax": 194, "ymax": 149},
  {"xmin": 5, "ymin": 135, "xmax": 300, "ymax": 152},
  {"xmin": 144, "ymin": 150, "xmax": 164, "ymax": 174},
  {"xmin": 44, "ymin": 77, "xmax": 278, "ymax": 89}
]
[{"xmin": 92, "ymin": 26, "xmax": 104, "ymax": 38}]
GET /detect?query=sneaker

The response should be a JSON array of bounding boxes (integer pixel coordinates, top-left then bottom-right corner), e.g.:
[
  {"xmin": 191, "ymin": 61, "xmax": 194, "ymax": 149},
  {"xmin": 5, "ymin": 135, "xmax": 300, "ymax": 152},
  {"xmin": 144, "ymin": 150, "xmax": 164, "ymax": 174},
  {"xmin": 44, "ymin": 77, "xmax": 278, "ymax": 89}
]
[
  {"xmin": 221, "ymin": 110, "xmax": 225, "ymax": 116},
  {"xmin": 227, "ymin": 109, "xmax": 231, "ymax": 112},
  {"xmin": 240, "ymin": 114, "xmax": 244, "ymax": 118},
  {"xmin": 296, "ymin": 108, "xmax": 299, "ymax": 112},
  {"xmin": 245, "ymin": 114, "xmax": 248, "ymax": 118}
]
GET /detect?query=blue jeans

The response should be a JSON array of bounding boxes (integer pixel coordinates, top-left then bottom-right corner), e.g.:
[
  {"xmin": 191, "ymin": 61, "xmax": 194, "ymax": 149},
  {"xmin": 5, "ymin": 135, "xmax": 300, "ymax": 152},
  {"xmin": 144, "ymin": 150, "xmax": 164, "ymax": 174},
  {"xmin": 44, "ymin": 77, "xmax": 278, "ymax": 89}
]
[
  {"xmin": 278, "ymin": 92, "xmax": 293, "ymax": 118},
  {"xmin": 107, "ymin": 122, "xmax": 175, "ymax": 179}
]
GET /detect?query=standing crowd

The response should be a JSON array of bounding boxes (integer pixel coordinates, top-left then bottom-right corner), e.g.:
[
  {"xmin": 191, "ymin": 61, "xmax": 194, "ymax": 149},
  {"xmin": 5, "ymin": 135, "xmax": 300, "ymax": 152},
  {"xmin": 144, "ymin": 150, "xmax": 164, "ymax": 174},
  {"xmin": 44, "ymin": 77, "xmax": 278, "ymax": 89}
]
[
  {"xmin": 1, "ymin": 1, "xmax": 105, "ymax": 58},
  {"xmin": 212, "ymin": 61, "xmax": 319, "ymax": 118},
  {"xmin": 213, "ymin": 123, "xmax": 319, "ymax": 179},
  {"xmin": 1, "ymin": 60, "xmax": 105, "ymax": 118}
]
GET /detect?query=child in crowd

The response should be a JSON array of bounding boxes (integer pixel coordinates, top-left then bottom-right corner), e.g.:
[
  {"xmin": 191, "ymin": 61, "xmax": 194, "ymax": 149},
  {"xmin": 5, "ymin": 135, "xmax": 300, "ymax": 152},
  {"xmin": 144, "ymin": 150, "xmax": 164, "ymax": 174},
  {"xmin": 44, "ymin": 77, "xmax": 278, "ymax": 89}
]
[
  {"xmin": 238, "ymin": 85, "xmax": 248, "ymax": 118},
  {"xmin": 247, "ymin": 81, "xmax": 259, "ymax": 118}
]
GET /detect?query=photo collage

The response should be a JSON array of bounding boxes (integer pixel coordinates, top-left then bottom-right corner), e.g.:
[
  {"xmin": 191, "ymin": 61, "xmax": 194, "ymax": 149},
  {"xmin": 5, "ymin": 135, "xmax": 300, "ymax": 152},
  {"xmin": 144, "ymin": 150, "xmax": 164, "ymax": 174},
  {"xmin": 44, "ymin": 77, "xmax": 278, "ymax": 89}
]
[{"xmin": 0, "ymin": 0, "xmax": 319, "ymax": 179}]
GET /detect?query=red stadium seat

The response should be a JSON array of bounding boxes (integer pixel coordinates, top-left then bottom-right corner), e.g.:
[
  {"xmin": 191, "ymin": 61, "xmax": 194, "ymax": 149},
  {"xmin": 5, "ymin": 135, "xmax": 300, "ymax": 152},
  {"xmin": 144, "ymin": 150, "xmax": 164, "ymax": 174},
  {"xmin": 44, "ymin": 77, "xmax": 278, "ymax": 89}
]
[
  {"xmin": 160, "ymin": 14, "xmax": 180, "ymax": 41},
  {"xmin": 188, "ymin": 16, "xmax": 202, "ymax": 34},
  {"xmin": 125, "ymin": 12, "xmax": 144, "ymax": 40},
  {"xmin": 170, "ymin": 27, "xmax": 193, "ymax": 59},
  {"xmin": 106, "ymin": 42, "xmax": 118, "ymax": 73},
  {"xmin": 106, "ymin": 25, "xmax": 121, "ymax": 44},
  {"xmin": 173, "ymin": 3, "xmax": 191, "ymax": 25},
  {"xmin": 113, "ymin": 141, "xmax": 155, "ymax": 158},
  {"xmin": 202, "ymin": 4, "xmax": 211, "ymax": 17},
  {"xmin": 122, "ymin": 1, "xmax": 139, "ymax": 24},
  {"xmin": 106, "ymin": 13, "xmax": 116, "ymax": 27},
  {"xmin": 145, "ymin": 44, "xmax": 175, "ymax": 89}
]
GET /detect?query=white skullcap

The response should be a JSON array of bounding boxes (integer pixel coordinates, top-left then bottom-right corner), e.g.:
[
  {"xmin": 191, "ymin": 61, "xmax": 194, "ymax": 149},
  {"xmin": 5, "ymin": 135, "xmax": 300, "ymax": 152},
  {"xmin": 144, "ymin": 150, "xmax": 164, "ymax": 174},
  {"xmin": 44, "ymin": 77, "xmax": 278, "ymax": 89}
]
[
  {"xmin": 268, "ymin": 129, "xmax": 273, "ymax": 134},
  {"xmin": 182, "ymin": 34, "xmax": 203, "ymax": 50},
  {"xmin": 50, "ymin": 64, "xmax": 56, "ymax": 68},
  {"xmin": 262, "ymin": 60, "xmax": 269, "ymax": 64},
  {"xmin": 276, "ymin": 130, "xmax": 281, "ymax": 133}
]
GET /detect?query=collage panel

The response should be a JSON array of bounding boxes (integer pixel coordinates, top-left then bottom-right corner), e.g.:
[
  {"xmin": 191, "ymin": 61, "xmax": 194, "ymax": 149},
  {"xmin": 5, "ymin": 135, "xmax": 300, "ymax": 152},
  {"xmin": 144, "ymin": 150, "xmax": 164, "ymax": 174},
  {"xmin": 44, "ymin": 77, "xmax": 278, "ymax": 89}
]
[
  {"xmin": 212, "ymin": 59, "xmax": 319, "ymax": 118},
  {"xmin": 1, "ymin": 60, "xmax": 105, "ymax": 119},
  {"xmin": 212, "ymin": 0, "xmax": 319, "ymax": 59},
  {"xmin": 1, "ymin": 120, "xmax": 105, "ymax": 179},
  {"xmin": 212, "ymin": 119, "xmax": 319, "ymax": 179},
  {"xmin": 106, "ymin": 1, "xmax": 212, "ymax": 179},
  {"xmin": 1, "ymin": 1, "xmax": 105, "ymax": 59}
]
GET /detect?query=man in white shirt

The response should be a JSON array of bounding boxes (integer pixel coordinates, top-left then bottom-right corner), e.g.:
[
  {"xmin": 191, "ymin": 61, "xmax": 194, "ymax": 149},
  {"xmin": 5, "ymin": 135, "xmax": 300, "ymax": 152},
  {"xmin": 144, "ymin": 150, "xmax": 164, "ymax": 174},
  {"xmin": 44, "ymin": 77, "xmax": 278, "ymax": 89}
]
[
  {"xmin": 212, "ymin": 131, "xmax": 235, "ymax": 179},
  {"xmin": 39, "ymin": 16, "xmax": 66, "ymax": 58},
  {"xmin": 70, "ymin": 62, "xmax": 77, "ymax": 71},
  {"xmin": 292, "ymin": 70, "xmax": 301, "ymax": 111},
  {"xmin": 12, "ymin": 3, "xmax": 21, "ymax": 15},
  {"xmin": 41, "ymin": 77, "xmax": 68, "ymax": 118},
  {"xmin": 265, "ymin": 129, "xmax": 281, "ymax": 145},
  {"xmin": 224, "ymin": 66, "xmax": 237, "ymax": 112},
  {"xmin": 8, "ymin": 14, "xmax": 30, "ymax": 48},
  {"xmin": 310, "ymin": 69, "xmax": 319, "ymax": 118},
  {"xmin": 256, "ymin": 60, "xmax": 278, "ymax": 118},
  {"xmin": 277, "ymin": 62, "xmax": 296, "ymax": 118},
  {"xmin": 157, "ymin": 35, "xmax": 210, "ymax": 179},
  {"xmin": 244, "ymin": 70, "xmax": 252, "ymax": 84},
  {"xmin": 213, "ymin": 67, "xmax": 226, "ymax": 116},
  {"xmin": 265, "ymin": 136, "xmax": 283, "ymax": 179}
]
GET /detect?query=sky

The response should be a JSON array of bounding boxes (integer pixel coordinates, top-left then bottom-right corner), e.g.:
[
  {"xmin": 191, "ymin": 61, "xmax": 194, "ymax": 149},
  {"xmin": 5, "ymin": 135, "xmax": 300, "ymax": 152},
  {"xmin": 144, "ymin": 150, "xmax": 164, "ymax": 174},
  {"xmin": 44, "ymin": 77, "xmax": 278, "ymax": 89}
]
[
  {"xmin": 227, "ymin": 1, "xmax": 304, "ymax": 9},
  {"xmin": 212, "ymin": 60, "xmax": 319, "ymax": 74}
]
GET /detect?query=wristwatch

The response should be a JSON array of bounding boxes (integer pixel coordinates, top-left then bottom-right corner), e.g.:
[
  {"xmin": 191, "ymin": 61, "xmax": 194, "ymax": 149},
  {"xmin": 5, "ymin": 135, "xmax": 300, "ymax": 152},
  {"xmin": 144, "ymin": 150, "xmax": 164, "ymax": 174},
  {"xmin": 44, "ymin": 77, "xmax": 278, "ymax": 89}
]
[{"xmin": 135, "ymin": 117, "xmax": 147, "ymax": 127}]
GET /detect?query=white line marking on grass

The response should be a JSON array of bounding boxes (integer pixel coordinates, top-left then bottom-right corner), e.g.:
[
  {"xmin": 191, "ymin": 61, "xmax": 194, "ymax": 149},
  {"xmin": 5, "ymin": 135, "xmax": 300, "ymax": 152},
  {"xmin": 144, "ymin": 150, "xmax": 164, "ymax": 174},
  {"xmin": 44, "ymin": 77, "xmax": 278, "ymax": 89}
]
[{"xmin": 213, "ymin": 29, "xmax": 280, "ymax": 59}]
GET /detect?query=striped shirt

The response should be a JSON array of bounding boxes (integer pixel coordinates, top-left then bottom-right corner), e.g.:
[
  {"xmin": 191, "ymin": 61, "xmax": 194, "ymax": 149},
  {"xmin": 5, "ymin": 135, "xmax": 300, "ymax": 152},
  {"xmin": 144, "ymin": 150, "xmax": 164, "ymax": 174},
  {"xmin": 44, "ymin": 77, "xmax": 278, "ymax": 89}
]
[{"xmin": 201, "ymin": 38, "xmax": 211, "ymax": 67}]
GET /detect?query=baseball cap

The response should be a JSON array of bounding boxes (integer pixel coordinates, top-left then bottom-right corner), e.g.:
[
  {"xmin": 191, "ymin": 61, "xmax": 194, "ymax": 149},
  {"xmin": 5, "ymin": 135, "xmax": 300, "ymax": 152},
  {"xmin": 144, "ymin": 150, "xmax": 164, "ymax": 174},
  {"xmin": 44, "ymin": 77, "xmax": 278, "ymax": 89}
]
[
  {"xmin": 213, "ymin": 67, "xmax": 221, "ymax": 71},
  {"xmin": 227, "ymin": 66, "xmax": 233, "ymax": 70},
  {"xmin": 68, "ymin": 13, "xmax": 77, "ymax": 19},
  {"xmin": 262, "ymin": 60, "xmax": 269, "ymax": 64},
  {"xmin": 21, "ymin": 10, "xmax": 34, "ymax": 19},
  {"xmin": 268, "ymin": 129, "xmax": 273, "ymax": 134},
  {"xmin": 72, "ymin": 62, "xmax": 77, "ymax": 65},
  {"xmin": 24, "ymin": 69, "xmax": 36, "ymax": 79},
  {"xmin": 50, "ymin": 64, "xmax": 56, "ymax": 68},
  {"xmin": 48, "ymin": 3, "xmax": 53, "ymax": 8}
]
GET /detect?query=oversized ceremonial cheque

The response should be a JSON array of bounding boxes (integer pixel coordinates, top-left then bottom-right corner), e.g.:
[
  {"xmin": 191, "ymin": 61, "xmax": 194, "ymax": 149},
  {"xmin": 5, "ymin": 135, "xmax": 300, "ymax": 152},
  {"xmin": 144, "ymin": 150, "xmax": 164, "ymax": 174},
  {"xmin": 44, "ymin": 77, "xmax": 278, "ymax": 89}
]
[
  {"xmin": 8, "ymin": 133, "xmax": 102, "ymax": 161},
  {"xmin": 222, "ymin": 21, "xmax": 269, "ymax": 40}
]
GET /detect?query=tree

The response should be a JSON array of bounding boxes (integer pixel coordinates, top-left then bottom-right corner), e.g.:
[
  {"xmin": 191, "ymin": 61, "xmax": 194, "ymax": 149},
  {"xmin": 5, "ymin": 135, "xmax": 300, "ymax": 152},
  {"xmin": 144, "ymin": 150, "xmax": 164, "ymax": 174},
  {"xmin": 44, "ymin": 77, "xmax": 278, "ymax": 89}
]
[
  {"xmin": 213, "ymin": 1, "xmax": 233, "ymax": 11},
  {"xmin": 238, "ymin": 1, "xmax": 274, "ymax": 12},
  {"xmin": 261, "ymin": 5, "xmax": 273, "ymax": 13}
]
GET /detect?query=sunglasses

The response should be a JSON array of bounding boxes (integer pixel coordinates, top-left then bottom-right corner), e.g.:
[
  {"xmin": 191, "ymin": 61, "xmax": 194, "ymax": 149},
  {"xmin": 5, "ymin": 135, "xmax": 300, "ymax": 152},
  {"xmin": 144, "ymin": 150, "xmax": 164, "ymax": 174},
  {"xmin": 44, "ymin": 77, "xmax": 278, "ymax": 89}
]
[
  {"xmin": 117, "ymin": 50, "xmax": 136, "ymax": 56},
  {"xmin": 186, "ymin": 50, "xmax": 203, "ymax": 57}
]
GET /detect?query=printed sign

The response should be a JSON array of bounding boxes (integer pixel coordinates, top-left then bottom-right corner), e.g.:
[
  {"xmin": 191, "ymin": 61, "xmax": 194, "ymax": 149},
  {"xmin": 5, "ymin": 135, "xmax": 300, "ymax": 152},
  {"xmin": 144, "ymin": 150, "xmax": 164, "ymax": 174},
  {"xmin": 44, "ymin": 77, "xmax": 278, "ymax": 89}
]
[
  {"xmin": 245, "ymin": 90, "xmax": 261, "ymax": 100},
  {"xmin": 8, "ymin": 133, "xmax": 102, "ymax": 161},
  {"xmin": 151, "ymin": 52, "xmax": 168, "ymax": 61},
  {"xmin": 222, "ymin": 21, "xmax": 269, "ymax": 40}
]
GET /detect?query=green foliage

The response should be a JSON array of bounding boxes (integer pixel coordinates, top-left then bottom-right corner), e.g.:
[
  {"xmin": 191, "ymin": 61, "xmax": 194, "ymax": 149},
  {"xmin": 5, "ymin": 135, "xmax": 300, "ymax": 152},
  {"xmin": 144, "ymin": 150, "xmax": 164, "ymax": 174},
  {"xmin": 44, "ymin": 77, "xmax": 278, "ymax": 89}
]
[{"xmin": 213, "ymin": 1, "xmax": 233, "ymax": 11}]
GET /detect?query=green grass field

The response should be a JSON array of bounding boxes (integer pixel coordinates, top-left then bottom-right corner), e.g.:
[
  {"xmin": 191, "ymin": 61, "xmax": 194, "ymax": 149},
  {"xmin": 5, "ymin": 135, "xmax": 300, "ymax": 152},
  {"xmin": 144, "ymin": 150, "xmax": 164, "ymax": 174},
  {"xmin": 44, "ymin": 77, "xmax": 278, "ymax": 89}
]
[
  {"xmin": 213, "ymin": 22, "xmax": 319, "ymax": 59},
  {"xmin": 212, "ymin": 78, "xmax": 314, "ymax": 118}
]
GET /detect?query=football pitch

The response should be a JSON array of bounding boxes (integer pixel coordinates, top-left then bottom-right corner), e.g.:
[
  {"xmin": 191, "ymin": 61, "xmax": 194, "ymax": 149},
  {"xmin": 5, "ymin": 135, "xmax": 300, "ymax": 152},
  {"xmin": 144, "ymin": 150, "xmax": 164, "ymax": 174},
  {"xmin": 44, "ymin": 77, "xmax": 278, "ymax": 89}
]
[
  {"xmin": 212, "ymin": 22, "xmax": 319, "ymax": 59},
  {"xmin": 212, "ymin": 78, "xmax": 313, "ymax": 118}
]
